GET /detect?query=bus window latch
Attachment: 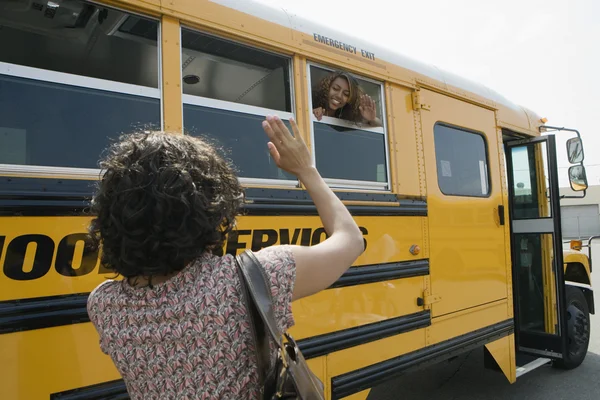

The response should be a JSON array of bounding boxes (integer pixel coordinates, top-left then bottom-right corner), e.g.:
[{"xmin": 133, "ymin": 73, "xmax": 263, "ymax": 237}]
[{"xmin": 417, "ymin": 294, "xmax": 442, "ymax": 307}]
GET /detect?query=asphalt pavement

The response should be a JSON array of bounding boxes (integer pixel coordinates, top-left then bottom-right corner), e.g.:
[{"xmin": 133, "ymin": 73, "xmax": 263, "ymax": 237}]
[{"xmin": 368, "ymin": 243, "xmax": 600, "ymax": 400}]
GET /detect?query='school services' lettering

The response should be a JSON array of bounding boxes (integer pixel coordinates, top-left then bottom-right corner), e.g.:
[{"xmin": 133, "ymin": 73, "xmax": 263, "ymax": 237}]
[
  {"xmin": 1, "ymin": 227, "xmax": 368, "ymax": 281},
  {"xmin": 313, "ymin": 34, "xmax": 375, "ymax": 61}
]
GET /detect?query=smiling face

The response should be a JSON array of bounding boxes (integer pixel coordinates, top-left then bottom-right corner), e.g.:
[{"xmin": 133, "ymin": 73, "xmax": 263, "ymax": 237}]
[{"xmin": 327, "ymin": 76, "xmax": 351, "ymax": 111}]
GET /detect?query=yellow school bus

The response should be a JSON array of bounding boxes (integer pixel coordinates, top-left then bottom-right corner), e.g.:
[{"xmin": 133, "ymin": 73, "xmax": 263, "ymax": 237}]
[{"xmin": 0, "ymin": 0, "xmax": 595, "ymax": 399}]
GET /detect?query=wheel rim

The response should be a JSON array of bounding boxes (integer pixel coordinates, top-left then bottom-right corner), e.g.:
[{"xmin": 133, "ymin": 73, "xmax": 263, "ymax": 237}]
[{"xmin": 566, "ymin": 299, "xmax": 589, "ymax": 358}]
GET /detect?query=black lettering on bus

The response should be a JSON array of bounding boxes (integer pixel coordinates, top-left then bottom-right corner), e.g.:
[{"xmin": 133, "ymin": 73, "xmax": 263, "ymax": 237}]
[
  {"xmin": 55, "ymin": 233, "xmax": 99, "ymax": 277},
  {"xmin": 251, "ymin": 229, "xmax": 278, "ymax": 252},
  {"xmin": 300, "ymin": 228, "xmax": 312, "ymax": 247},
  {"xmin": 226, "ymin": 230, "xmax": 251, "ymax": 255},
  {"xmin": 360, "ymin": 226, "xmax": 369, "ymax": 251},
  {"xmin": 313, "ymin": 33, "xmax": 357, "ymax": 55},
  {"xmin": 3, "ymin": 234, "xmax": 55, "ymax": 281},
  {"xmin": 311, "ymin": 228, "xmax": 329, "ymax": 246},
  {"xmin": 279, "ymin": 228, "xmax": 301, "ymax": 245},
  {"xmin": 1, "ymin": 226, "xmax": 371, "ymax": 280}
]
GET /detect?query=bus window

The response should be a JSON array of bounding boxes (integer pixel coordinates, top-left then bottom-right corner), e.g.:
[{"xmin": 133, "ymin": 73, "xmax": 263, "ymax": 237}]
[
  {"xmin": 308, "ymin": 64, "xmax": 389, "ymax": 190},
  {"xmin": 0, "ymin": 1, "xmax": 160, "ymax": 172},
  {"xmin": 433, "ymin": 123, "xmax": 490, "ymax": 197},
  {"xmin": 181, "ymin": 28, "xmax": 295, "ymax": 183},
  {"xmin": 509, "ymin": 144, "xmax": 551, "ymax": 219}
]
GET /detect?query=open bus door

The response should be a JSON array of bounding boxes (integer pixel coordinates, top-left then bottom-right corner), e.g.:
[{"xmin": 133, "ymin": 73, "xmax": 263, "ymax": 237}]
[{"xmin": 504, "ymin": 134, "xmax": 569, "ymax": 366}]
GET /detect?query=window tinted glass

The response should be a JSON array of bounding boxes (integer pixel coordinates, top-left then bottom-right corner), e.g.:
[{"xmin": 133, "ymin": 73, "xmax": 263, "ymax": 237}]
[
  {"xmin": 184, "ymin": 105, "xmax": 294, "ymax": 180},
  {"xmin": 0, "ymin": 75, "xmax": 160, "ymax": 168},
  {"xmin": 510, "ymin": 144, "xmax": 551, "ymax": 219},
  {"xmin": 181, "ymin": 28, "xmax": 291, "ymax": 112},
  {"xmin": 514, "ymin": 233, "xmax": 558, "ymax": 334},
  {"xmin": 0, "ymin": 3, "xmax": 159, "ymax": 88},
  {"xmin": 434, "ymin": 124, "xmax": 490, "ymax": 197},
  {"xmin": 307, "ymin": 64, "xmax": 388, "ymax": 188},
  {"xmin": 0, "ymin": 1, "xmax": 160, "ymax": 170},
  {"xmin": 181, "ymin": 28, "xmax": 294, "ymax": 181},
  {"xmin": 314, "ymin": 123, "xmax": 387, "ymax": 183}
]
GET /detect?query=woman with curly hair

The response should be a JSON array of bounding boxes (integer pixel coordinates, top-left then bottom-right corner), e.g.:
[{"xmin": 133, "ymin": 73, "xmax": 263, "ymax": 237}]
[
  {"xmin": 312, "ymin": 70, "xmax": 382, "ymax": 127},
  {"xmin": 86, "ymin": 116, "xmax": 365, "ymax": 399}
]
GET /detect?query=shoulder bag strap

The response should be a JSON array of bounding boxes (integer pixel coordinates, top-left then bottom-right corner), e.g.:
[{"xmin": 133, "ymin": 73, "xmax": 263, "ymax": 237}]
[
  {"xmin": 235, "ymin": 250, "xmax": 283, "ymax": 346},
  {"xmin": 237, "ymin": 250, "xmax": 327, "ymax": 400},
  {"xmin": 235, "ymin": 257, "xmax": 271, "ymax": 386}
]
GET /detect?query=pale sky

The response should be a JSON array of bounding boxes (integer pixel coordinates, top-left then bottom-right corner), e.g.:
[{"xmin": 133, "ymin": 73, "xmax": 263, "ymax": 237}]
[{"xmin": 255, "ymin": 0, "xmax": 600, "ymax": 188}]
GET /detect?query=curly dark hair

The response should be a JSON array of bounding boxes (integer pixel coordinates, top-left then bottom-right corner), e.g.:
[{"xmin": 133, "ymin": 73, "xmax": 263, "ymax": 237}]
[
  {"xmin": 88, "ymin": 131, "xmax": 243, "ymax": 284},
  {"xmin": 312, "ymin": 70, "xmax": 364, "ymax": 123}
]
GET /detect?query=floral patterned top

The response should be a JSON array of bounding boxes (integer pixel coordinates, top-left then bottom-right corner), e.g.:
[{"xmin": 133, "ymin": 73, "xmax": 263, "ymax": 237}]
[{"xmin": 87, "ymin": 245, "xmax": 296, "ymax": 400}]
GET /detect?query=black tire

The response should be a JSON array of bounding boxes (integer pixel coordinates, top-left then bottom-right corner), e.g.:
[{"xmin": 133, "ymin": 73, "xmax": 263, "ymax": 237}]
[{"xmin": 553, "ymin": 286, "xmax": 591, "ymax": 369}]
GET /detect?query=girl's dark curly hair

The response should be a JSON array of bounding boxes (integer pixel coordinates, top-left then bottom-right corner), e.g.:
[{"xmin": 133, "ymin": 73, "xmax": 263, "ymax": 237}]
[
  {"xmin": 312, "ymin": 70, "xmax": 364, "ymax": 123},
  {"xmin": 88, "ymin": 131, "xmax": 243, "ymax": 283}
]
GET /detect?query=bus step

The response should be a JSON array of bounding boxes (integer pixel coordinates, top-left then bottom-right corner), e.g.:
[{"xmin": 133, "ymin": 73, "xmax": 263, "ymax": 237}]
[{"xmin": 516, "ymin": 357, "xmax": 551, "ymax": 378}]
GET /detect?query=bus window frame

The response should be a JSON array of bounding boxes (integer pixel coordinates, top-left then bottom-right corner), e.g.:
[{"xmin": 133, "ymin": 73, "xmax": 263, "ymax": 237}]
[
  {"xmin": 432, "ymin": 121, "xmax": 492, "ymax": 199},
  {"xmin": 180, "ymin": 25, "xmax": 298, "ymax": 188},
  {"xmin": 306, "ymin": 61, "xmax": 391, "ymax": 192},
  {"xmin": 0, "ymin": 4, "xmax": 162, "ymax": 180}
]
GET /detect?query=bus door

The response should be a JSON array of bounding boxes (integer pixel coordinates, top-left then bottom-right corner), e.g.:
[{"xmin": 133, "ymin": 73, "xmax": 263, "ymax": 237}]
[
  {"xmin": 420, "ymin": 89, "xmax": 507, "ymax": 317},
  {"xmin": 504, "ymin": 134, "xmax": 568, "ymax": 360}
]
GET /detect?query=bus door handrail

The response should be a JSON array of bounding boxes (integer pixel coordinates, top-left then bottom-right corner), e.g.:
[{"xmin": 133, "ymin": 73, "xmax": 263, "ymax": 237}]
[{"xmin": 587, "ymin": 236, "xmax": 600, "ymax": 273}]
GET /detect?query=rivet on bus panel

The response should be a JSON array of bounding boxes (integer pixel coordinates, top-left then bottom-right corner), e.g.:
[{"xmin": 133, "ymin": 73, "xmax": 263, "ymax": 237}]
[{"xmin": 410, "ymin": 244, "xmax": 421, "ymax": 256}]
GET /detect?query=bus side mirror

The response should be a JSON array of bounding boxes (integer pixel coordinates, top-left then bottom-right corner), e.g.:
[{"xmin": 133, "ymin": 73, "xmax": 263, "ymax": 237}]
[
  {"xmin": 567, "ymin": 137, "xmax": 584, "ymax": 164},
  {"xmin": 569, "ymin": 165, "xmax": 588, "ymax": 192}
]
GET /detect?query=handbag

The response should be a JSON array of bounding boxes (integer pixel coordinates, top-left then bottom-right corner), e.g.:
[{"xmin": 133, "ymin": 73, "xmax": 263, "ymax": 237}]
[{"xmin": 235, "ymin": 250, "xmax": 325, "ymax": 400}]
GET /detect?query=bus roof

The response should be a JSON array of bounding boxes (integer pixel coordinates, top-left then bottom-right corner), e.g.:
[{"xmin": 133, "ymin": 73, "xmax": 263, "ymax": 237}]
[{"xmin": 212, "ymin": 0, "xmax": 544, "ymax": 136}]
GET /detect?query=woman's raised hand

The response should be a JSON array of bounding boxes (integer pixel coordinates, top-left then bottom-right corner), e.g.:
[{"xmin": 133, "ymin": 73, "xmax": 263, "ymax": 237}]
[
  {"xmin": 359, "ymin": 94, "xmax": 377, "ymax": 122},
  {"xmin": 261, "ymin": 116, "xmax": 364, "ymax": 302},
  {"xmin": 262, "ymin": 115, "xmax": 314, "ymax": 177},
  {"xmin": 312, "ymin": 107, "xmax": 326, "ymax": 121}
]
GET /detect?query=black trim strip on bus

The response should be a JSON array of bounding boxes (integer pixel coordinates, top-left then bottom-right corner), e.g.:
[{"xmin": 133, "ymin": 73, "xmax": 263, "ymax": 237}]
[
  {"xmin": 1, "ymin": 258, "xmax": 429, "ymax": 334},
  {"xmin": 328, "ymin": 260, "xmax": 429, "ymax": 289},
  {"xmin": 330, "ymin": 318, "xmax": 514, "ymax": 400},
  {"xmin": 0, "ymin": 177, "xmax": 427, "ymax": 216},
  {"xmin": 0, "ymin": 259, "xmax": 429, "ymax": 334},
  {"xmin": 242, "ymin": 187, "xmax": 427, "ymax": 216},
  {"xmin": 0, "ymin": 293, "xmax": 90, "ymax": 334},
  {"xmin": 0, "ymin": 177, "xmax": 95, "ymax": 216},
  {"xmin": 50, "ymin": 379, "xmax": 128, "ymax": 400},
  {"xmin": 297, "ymin": 311, "xmax": 430, "ymax": 359},
  {"xmin": 242, "ymin": 202, "xmax": 425, "ymax": 216},
  {"xmin": 244, "ymin": 187, "xmax": 401, "ymax": 203}
]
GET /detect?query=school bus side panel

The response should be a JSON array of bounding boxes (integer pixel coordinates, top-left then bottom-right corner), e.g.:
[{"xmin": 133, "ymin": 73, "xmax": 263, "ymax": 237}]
[
  {"xmin": 0, "ymin": 212, "xmax": 426, "ymax": 397},
  {"xmin": 0, "ymin": 324, "xmax": 121, "ymax": 399},
  {"xmin": 387, "ymin": 83, "xmax": 421, "ymax": 197},
  {"xmin": 419, "ymin": 89, "xmax": 509, "ymax": 317}
]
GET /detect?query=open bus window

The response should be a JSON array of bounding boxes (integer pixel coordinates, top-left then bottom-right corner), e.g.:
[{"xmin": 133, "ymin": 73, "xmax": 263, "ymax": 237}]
[
  {"xmin": 309, "ymin": 66, "xmax": 383, "ymax": 126},
  {"xmin": 181, "ymin": 28, "xmax": 295, "ymax": 183},
  {"xmin": 0, "ymin": 1, "xmax": 160, "ymax": 171},
  {"xmin": 308, "ymin": 64, "xmax": 389, "ymax": 190},
  {"xmin": 433, "ymin": 123, "xmax": 490, "ymax": 197}
]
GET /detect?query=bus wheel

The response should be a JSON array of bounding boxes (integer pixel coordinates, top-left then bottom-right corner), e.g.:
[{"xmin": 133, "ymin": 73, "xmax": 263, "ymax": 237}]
[{"xmin": 553, "ymin": 286, "xmax": 590, "ymax": 370}]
